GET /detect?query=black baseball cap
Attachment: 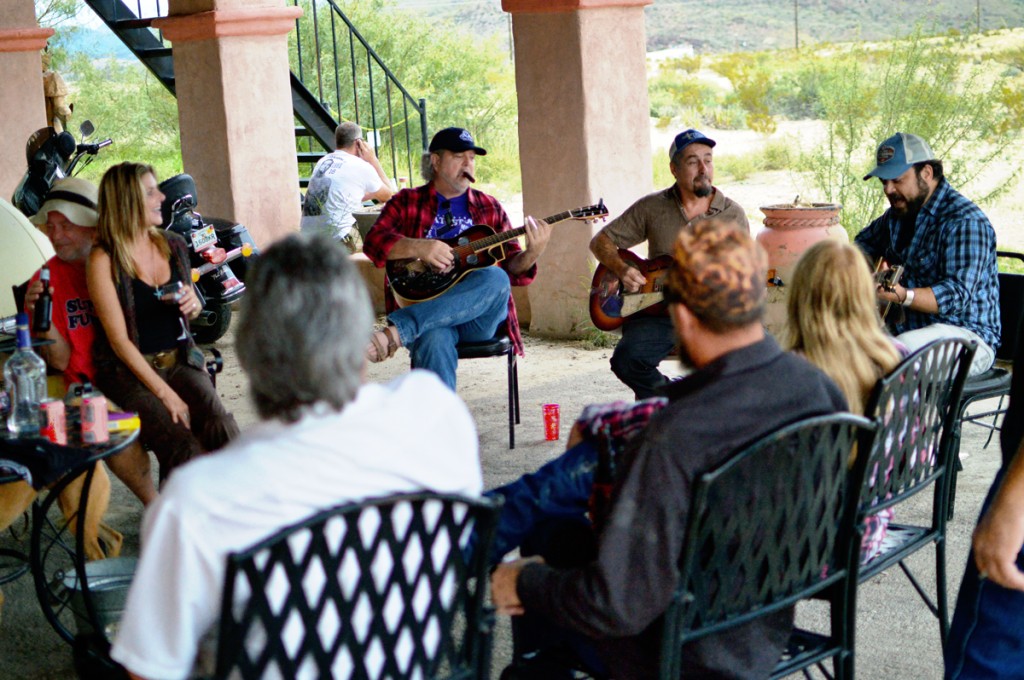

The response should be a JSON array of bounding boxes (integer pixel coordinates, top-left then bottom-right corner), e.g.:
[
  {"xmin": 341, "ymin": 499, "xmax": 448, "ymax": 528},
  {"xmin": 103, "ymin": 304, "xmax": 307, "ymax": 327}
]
[{"xmin": 428, "ymin": 127, "xmax": 487, "ymax": 155}]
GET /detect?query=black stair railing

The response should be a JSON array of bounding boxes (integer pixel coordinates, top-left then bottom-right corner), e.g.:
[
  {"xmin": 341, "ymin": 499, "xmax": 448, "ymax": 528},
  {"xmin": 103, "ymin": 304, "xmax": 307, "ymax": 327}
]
[
  {"xmin": 290, "ymin": 0, "xmax": 428, "ymax": 187},
  {"xmin": 79, "ymin": 0, "xmax": 427, "ymax": 189}
]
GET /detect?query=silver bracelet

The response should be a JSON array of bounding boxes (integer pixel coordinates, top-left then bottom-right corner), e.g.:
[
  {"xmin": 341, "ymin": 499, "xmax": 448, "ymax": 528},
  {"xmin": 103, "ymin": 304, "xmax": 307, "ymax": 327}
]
[{"xmin": 901, "ymin": 288, "xmax": 916, "ymax": 308}]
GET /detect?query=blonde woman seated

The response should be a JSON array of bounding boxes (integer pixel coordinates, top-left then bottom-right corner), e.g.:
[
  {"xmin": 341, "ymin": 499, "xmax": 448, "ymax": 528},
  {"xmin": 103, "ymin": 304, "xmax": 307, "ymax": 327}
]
[
  {"xmin": 784, "ymin": 239, "xmax": 905, "ymax": 562},
  {"xmin": 87, "ymin": 162, "xmax": 239, "ymax": 484}
]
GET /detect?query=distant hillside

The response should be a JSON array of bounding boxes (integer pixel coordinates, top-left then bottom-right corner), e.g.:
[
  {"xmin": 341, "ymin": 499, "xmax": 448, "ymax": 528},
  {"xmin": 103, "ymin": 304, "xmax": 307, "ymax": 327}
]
[
  {"xmin": 52, "ymin": 23, "xmax": 133, "ymax": 60},
  {"xmin": 392, "ymin": 0, "xmax": 1024, "ymax": 53}
]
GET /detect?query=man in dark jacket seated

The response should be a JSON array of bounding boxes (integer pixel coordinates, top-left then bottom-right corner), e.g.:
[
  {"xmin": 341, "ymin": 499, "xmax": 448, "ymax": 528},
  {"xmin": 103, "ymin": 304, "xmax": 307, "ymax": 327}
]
[{"xmin": 491, "ymin": 218, "xmax": 848, "ymax": 680}]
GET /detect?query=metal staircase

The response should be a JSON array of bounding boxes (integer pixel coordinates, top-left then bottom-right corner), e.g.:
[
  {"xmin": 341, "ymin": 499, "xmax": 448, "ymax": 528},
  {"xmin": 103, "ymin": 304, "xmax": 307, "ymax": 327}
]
[{"xmin": 82, "ymin": 0, "xmax": 427, "ymax": 187}]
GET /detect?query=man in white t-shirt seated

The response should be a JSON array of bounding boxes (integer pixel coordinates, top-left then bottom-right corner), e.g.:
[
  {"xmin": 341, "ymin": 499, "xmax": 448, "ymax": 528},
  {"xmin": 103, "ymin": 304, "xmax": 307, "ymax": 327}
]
[
  {"xmin": 300, "ymin": 121, "xmax": 395, "ymax": 253},
  {"xmin": 110, "ymin": 232, "xmax": 482, "ymax": 680}
]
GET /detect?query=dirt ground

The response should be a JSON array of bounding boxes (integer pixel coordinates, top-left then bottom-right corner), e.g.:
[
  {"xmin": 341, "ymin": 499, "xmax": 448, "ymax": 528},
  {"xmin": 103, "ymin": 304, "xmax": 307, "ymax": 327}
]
[
  {"xmin": 0, "ymin": 121, "xmax": 1018, "ymax": 677},
  {"xmin": 0, "ymin": 322, "xmax": 1007, "ymax": 678}
]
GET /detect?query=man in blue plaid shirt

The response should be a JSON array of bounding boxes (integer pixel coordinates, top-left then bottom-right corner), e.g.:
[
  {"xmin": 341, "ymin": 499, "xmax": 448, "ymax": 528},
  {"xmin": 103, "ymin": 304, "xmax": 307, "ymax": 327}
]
[{"xmin": 855, "ymin": 132, "xmax": 1000, "ymax": 376}]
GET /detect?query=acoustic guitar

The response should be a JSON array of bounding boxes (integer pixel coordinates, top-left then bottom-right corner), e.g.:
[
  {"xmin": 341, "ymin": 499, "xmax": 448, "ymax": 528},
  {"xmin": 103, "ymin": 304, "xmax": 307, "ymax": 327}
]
[
  {"xmin": 589, "ymin": 252, "xmax": 786, "ymax": 331},
  {"xmin": 387, "ymin": 201, "xmax": 608, "ymax": 308},
  {"xmin": 589, "ymin": 250, "xmax": 673, "ymax": 331},
  {"xmin": 874, "ymin": 259, "xmax": 905, "ymax": 322}
]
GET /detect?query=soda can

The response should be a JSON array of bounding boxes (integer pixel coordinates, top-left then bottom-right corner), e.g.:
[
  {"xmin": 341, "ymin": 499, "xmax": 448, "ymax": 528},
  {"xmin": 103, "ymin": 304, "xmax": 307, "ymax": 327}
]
[
  {"xmin": 40, "ymin": 398, "xmax": 67, "ymax": 445},
  {"xmin": 81, "ymin": 391, "xmax": 109, "ymax": 444},
  {"xmin": 542, "ymin": 403, "xmax": 560, "ymax": 441}
]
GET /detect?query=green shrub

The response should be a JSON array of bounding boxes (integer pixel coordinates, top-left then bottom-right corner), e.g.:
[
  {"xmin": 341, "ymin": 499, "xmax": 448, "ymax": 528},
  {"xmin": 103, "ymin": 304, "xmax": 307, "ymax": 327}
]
[{"xmin": 802, "ymin": 30, "xmax": 1023, "ymax": 238}]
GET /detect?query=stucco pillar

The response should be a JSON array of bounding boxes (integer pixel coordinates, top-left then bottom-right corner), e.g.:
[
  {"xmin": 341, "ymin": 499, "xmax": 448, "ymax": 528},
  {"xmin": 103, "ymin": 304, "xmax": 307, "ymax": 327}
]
[
  {"xmin": 503, "ymin": 0, "xmax": 652, "ymax": 337},
  {"xmin": 153, "ymin": 0, "xmax": 301, "ymax": 247},
  {"xmin": 0, "ymin": 1, "xmax": 51, "ymax": 198}
]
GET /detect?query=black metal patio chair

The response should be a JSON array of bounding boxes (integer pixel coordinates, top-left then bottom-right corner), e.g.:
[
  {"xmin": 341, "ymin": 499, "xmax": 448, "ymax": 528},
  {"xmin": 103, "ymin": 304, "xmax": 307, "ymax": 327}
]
[
  {"xmin": 946, "ymin": 250, "xmax": 1024, "ymax": 518},
  {"xmin": 213, "ymin": 492, "xmax": 502, "ymax": 680},
  {"xmin": 660, "ymin": 413, "xmax": 876, "ymax": 680},
  {"xmin": 852, "ymin": 337, "xmax": 975, "ymax": 656}
]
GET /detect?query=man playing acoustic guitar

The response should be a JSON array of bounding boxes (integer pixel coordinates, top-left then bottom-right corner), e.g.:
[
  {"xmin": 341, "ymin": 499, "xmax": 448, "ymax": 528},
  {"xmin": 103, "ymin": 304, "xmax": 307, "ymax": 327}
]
[
  {"xmin": 362, "ymin": 127, "xmax": 552, "ymax": 390},
  {"xmin": 590, "ymin": 129, "xmax": 749, "ymax": 399}
]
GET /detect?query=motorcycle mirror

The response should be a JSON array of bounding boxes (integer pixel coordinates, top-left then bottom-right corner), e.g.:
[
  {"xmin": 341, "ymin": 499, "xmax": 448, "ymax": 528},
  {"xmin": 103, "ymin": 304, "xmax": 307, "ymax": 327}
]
[{"xmin": 79, "ymin": 120, "xmax": 94, "ymax": 139}]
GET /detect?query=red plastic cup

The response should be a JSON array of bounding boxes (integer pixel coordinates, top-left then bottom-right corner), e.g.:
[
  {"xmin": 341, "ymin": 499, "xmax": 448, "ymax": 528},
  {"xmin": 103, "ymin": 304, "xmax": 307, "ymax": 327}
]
[{"xmin": 542, "ymin": 403, "xmax": 560, "ymax": 441}]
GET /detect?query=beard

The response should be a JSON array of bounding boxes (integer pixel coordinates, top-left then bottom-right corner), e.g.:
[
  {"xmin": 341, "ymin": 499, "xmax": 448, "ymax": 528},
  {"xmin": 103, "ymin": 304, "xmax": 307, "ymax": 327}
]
[
  {"xmin": 889, "ymin": 175, "xmax": 929, "ymax": 217},
  {"xmin": 693, "ymin": 177, "xmax": 713, "ymax": 198}
]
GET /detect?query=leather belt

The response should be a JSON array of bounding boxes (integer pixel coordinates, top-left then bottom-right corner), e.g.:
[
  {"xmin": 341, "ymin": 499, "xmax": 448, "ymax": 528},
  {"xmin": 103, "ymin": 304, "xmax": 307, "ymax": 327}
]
[{"xmin": 144, "ymin": 350, "xmax": 178, "ymax": 370}]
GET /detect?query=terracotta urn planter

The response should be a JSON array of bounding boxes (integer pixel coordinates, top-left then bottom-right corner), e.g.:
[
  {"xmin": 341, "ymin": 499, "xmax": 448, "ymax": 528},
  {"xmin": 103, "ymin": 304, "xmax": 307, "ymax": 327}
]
[{"xmin": 756, "ymin": 202, "xmax": 848, "ymax": 338}]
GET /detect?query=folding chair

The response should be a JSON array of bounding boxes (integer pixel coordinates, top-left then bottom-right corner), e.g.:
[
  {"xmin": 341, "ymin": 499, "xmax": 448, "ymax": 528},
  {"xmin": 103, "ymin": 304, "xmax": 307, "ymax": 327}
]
[
  {"xmin": 457, "ymin": 330, "xmax": 520, "ymax": 449},
  {"xmin": 214, "ymin": 492, "xmax": 502, "ymax": 680}
]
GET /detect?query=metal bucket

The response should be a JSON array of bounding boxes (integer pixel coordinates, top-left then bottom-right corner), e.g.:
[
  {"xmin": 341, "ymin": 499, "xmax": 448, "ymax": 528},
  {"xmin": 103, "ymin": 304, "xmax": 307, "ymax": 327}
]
[{"xmin": 62, "ymin": 556, "xmax": 137, "ymax": 640}]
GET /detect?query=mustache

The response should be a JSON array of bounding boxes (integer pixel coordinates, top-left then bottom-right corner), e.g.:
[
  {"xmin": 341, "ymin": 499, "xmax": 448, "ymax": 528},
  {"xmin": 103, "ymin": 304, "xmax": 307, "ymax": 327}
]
[{"xmin": 462, "ymin": 170, "xmax": 476, "ymax": 183}]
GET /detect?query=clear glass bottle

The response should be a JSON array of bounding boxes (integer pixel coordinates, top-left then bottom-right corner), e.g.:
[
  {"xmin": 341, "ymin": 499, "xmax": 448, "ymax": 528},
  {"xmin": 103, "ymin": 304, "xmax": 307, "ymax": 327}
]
[{"xmin": 4, "ymin": 313, "xmax": 47, "ymax": 436}]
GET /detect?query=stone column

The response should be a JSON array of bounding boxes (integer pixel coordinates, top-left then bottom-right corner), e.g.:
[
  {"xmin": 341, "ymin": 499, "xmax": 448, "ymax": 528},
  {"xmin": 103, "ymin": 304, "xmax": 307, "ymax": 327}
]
[
  {"xmin": 153, "ymin": 0, "xmax": 302, "ymax": 247},
  {"xmin": 503, "ymin": 0, "xmax": 652, "ymax": 337},
  {"xmin": 0, "ymin": 1, "xmax": 51, "ymax": 198}
]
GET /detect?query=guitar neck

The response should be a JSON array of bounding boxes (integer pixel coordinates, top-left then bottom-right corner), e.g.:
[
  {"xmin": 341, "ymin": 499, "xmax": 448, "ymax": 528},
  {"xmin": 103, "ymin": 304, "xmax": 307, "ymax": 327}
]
[{"xmin": 462, "ymin": 210, "xmax": 575, "ymax": 252}]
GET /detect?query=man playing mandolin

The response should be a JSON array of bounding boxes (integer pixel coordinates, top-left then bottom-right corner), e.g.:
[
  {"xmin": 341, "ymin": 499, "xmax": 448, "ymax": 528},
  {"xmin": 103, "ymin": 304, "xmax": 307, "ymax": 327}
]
[
  {"xmin": 590, "ymin": 129, "xmax": 749, "ymax": 399},
  {"xmin": 362, "ymin": 127, "xmax": 552, "ymax": 390}
]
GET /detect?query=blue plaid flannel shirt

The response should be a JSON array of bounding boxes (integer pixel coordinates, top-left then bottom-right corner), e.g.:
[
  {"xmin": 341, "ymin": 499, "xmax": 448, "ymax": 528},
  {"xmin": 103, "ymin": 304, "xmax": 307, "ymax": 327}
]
[{"xmin": 855, "ymin": 178, "xmax": 1001, "ymax": 350}]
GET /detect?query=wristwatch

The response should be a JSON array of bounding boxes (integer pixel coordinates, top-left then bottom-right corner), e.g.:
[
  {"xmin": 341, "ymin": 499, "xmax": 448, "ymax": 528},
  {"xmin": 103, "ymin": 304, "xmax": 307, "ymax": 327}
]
[{"xmin": 902, "ymin": 287, "xmax": 916, "ymax": 308}]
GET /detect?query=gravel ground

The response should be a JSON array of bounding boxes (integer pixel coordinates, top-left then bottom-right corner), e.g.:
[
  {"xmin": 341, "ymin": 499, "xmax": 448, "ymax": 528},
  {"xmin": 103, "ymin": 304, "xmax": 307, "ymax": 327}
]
[{"xmin": 0, "ymin": 324, "xmax": 1007, "ymax": 679}]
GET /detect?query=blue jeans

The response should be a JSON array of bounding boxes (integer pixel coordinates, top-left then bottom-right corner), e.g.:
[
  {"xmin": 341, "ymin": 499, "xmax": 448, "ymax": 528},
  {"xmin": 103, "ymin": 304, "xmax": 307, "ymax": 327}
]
[
  {"xmin": 945, "ymin": 467, "xmax": 1024, "ymax": 679},
  {"xmin": 388, "ymin": 267, "xmax": 510, "ymax": 390},
  {"xmin": 610, "ymin": 315, "xmax": 676, "ymax": 399},
  {"xmin": 485, "ymin": 441, "xmax": 598, "ymax": 565}
]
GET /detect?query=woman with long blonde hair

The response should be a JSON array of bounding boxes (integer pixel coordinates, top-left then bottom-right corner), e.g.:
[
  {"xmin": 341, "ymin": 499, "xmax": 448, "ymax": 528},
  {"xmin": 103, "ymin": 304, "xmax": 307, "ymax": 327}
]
[
  {"xmin": 784, "ymin": 239, "xmax": 902, "ymax": 413},
  {"xmin": 785, "ymin": 238, "xmax": 904, "ymax": 562},
  {"xmin": 87, "ymin": 162, "xmax": 238, "ymax": 483}
]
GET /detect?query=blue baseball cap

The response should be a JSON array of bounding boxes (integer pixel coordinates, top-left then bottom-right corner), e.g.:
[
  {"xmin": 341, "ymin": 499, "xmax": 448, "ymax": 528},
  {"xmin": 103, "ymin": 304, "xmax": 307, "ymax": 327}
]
[
  {"xmin": 429, "ymin": 127, "xmax": 487, "ymax": 155},
  {"xmin": 863, "ymin": 132, "xmax": 936, "ymax": 181},
  {"xmin": 669, "ymin": 129, "xmax": 716, "ymax": 161}
]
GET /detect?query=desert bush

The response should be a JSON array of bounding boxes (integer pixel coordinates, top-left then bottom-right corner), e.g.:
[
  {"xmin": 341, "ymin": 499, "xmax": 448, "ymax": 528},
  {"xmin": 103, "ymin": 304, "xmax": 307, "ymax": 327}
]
[
  {"xmin": 711, "ymin": 53, "xmax": 777, "ymax": 134},
  {"xmin": 649, "ymin": 77, "xmax": 719, "ymax": 122},
  {"xmin": 802, "ymin": 30, "xmax": 1023, "ymax": 237},
  {"xmin": 701, "ymin": 105, "xmax": 747, "ymax": 130}
]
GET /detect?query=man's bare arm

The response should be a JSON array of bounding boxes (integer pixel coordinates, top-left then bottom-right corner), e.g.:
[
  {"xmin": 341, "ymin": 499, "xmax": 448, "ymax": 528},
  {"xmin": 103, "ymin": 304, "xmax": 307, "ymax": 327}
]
[
  {"xmin": 973, "ymin": 439, "xmax": 1024, "ymax": 591},
  {"xmin": 590, "ymin": 231, "xmax": 646, "ymax": 292}
]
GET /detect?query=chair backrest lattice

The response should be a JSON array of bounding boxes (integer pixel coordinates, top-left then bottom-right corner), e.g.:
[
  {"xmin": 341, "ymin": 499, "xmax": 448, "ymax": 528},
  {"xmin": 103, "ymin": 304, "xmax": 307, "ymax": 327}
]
[
  {"xmin": 661, "ymin": 414, "xmax": 875, "ymax": 679},
  {"xmin": 859, "ymin": 338, "xmax": 976, "ymax": 520},
  {"xmin": 214, "ymin": 493, "xmax": 500, "ymax": 680}
]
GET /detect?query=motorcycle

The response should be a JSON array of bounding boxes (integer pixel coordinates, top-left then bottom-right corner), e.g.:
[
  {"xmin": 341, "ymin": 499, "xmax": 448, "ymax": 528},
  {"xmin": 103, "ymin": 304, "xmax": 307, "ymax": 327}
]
[
  {"xmin": 12, "ymin": 120, "xmax": 111, "ymax": 218},
  {"xmin": 158, "ymin": 173, "xmax": 259, "ymax": 344}
]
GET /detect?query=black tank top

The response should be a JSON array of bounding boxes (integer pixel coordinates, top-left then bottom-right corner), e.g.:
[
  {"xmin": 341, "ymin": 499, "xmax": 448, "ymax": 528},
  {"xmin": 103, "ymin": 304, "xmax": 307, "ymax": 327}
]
[{"xmin": 131, "ymin": 278, "xmax": 185, "ymax": 354}]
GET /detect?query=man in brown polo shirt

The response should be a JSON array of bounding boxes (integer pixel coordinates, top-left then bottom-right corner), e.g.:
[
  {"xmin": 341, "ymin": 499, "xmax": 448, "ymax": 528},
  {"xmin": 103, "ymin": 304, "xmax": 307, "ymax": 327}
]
[{"xmin": 590, "ymin": 129, "xmax": 749, "ymax": 398}]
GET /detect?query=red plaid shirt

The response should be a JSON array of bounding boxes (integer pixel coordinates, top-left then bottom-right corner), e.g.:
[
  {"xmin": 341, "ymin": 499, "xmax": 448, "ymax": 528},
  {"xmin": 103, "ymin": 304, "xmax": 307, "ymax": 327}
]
[{"xmin": 362, "ymin": 183, "xmax": 536, "ymax": 355}]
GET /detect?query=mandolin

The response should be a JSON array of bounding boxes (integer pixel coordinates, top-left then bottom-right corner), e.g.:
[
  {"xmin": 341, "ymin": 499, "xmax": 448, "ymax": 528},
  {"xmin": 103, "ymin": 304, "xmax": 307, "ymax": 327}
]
[{"xmin": 387, "ymin": 201, "xmax": 608, "ymax": 307}]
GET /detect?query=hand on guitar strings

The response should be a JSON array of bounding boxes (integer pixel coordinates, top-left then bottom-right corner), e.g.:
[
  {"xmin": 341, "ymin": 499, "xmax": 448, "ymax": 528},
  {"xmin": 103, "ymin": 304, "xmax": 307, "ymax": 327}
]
[
  {"xmin": 418, "ymin": 238, "xmax": 457, "ymax": 273},
  {"xmin": 618, "ymin": 264, "xmax": 648, "ymax": 294}
]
